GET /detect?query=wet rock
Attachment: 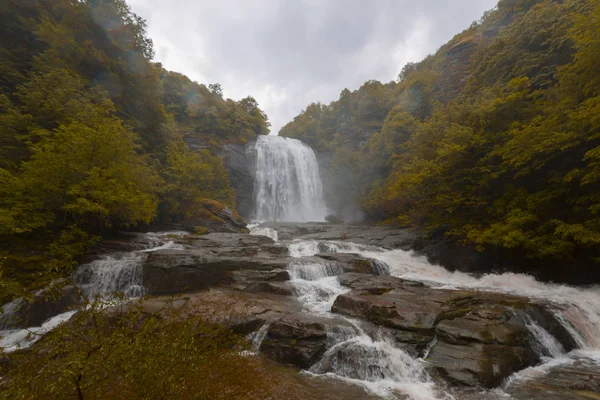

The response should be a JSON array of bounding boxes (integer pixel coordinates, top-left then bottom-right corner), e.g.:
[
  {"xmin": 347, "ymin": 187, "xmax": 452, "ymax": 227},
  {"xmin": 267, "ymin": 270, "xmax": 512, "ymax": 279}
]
[
  {"xmin": 388, "ymin": 329, "xmax": 434, "ymax": 358},
  {"xmin": 338, "ymin": 273, "xmax": 424, "ymax": 292},
  {"xmin": 143, "ymin": 233, "xmax": 297, "ymax": 295},
  {"xmin": 1, "ymin": 285, "xmax": 82, "ymax": 329},
  {"xmin": 505, "ymin": 359, "xmax": 600, "ymax": 399},
  {"xmin": 229, "ymin": 269, "xmax": 291, "ymax": 283},
  {"xmin": 332, "ymin": 288, "xmax": 452, "ymax": 334},
  {"xmin": 260, "ymin": 314, "xmax": 330, "ymax": 368},
  {"xmin": 314, "ymin": 253, "xmax": 388, "ymax": 275},
  {"xmin": 243, "ymin": 281, "xmax": 295, "ymax": 296},
  {"xmin": 182, "ymin": 232, "xmax": 274, "ymax": 248},
  {"xmin": 426, "ymin": 341, "xmax": 536, "ymax": 388},
  {"xmin": 143, "ymin": 249, "xmax": 289, "ymax": 295},
  {"xmin": 255, "ymin": 222, "xmax": 419, "ymax": 249},
  {"xmin": 124, "ymin": 289, "xmax": 303, "ymax": 335},
  {"xmin": 331, "ymin": 279, "xmax": 575, "ymax": 388}
]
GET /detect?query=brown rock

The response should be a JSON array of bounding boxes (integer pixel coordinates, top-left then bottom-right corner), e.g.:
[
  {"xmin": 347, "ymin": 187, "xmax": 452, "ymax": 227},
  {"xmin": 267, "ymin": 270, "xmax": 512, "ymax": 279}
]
[{"xmin": 260, "ymin": 314, "xmax": 331, "ymax": 368}]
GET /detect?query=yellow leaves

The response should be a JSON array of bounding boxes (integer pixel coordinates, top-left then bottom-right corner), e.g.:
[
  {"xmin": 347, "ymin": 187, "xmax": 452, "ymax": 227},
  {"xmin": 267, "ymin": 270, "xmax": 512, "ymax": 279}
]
[
  {"xmin": 553, "ymin": 220, "xmax": 600, "ymax": 246},
  {"xmin": 161, "ymin": 136, "xmax": 235, "ymax": 222}
]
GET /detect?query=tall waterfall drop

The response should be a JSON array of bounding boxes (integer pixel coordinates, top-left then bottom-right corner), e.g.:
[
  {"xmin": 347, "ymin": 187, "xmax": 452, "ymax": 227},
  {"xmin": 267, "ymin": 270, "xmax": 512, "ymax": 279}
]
[{"xmin": 253, "ymin": 135, "xmax": 327, "ymax": 222}]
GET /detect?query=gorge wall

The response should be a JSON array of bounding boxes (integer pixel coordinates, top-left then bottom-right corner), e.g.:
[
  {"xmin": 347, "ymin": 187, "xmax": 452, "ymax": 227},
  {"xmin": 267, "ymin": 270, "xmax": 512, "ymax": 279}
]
[{"xmin": 222, "ymin": 141, "xmax": 256, "ymax": 219}]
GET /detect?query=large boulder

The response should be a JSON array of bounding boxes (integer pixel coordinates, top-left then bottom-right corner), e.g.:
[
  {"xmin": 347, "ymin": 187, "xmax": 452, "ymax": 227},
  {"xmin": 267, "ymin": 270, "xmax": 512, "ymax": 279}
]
[
  {"xmin": 331, "ymin": 274, "xmax": 576, "ymax": 388},
  {"xmin": 143, "ymin": 233, "xmax": 294, "ymax": 295},
  {"xmin": 260, "ymin": 314, "xmax": 331, "ymax": 368},
  {"xmin": 427, "ymin": 342, "xmax": 535, "ymax": 388},
  {"xmin": 143, "ymin": 248, "xmax": 289, "ymax": 295},
  {"xmin": 314, "ymin": 253, "xmax": 389, "ymax": 275}
]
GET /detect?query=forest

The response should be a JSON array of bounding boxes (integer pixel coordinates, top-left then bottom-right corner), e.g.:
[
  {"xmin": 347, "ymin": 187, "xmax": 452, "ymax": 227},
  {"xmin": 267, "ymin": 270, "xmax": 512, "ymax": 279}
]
[
  {"xmin": 281, "ymin": 0, "xmax": 600, "ymax": 277},
  {"xmin": 0, "ymin": 0, "xmax": 270, "ymax": 300}
]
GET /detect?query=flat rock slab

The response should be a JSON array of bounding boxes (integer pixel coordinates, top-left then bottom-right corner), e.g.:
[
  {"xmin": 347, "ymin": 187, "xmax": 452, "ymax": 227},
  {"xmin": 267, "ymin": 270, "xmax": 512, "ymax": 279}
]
[
  {"xmin": 143, "ymin": 249, "xmax": 290, "ymax": 294},
  {"xmin": 506, "ymin": 359, "xmax": 600, "ymax": 400},
  {"xmin": 113, "ymin": 289, "xmax": 303, "ymax": 335},
  {"xmin": 255, "ymin": 222, "xmax": 419, "ymax": 249}
]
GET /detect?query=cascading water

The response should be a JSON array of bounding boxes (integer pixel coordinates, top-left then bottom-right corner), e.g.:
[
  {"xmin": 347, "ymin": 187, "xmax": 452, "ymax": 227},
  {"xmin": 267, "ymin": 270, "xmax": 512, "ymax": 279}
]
[
  {"xmin": 253, "ymin": 135, "xmax": 327, "ymax": 222},
  {"xmin": 72, "ymin": 232, "xmax": 185, "ymax": 299},
  {"xmin": 0, "ymin": 232, "xmax": 185, "ymax": 353},
  {"xmin": 525, "ymin": 317, "xmax": 566, "ymax": 359},
  {"xmin": 277, "ymin": 234, "xmax": 600, "ymax": 399},
  {"xmin": 285, "ymin": 242, "xmax": 444, "ymax": 399}
]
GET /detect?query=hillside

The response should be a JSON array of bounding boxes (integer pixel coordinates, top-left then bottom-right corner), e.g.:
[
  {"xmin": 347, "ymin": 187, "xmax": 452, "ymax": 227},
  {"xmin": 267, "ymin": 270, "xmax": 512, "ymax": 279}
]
[
  {"xmin": 280, "ymin": 0, "xmax": 600, "ymax": 281},
  {"xmin": 0, "ymin": 0, "xmax": 270, "ymax": 298}
]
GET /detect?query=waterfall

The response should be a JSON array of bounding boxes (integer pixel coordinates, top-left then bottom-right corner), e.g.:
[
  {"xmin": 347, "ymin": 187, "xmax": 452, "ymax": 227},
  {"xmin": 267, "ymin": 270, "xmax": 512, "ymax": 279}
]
[{"xmin": 253, "ymin": 135, "xmax": 327, "ymax": 222}]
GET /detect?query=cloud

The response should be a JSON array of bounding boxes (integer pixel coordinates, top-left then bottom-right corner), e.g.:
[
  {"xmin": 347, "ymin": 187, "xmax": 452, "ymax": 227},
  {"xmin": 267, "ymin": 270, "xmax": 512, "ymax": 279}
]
[{"xmin": 127, "ymin": 0, "xmax": 498, "ymax": 133}]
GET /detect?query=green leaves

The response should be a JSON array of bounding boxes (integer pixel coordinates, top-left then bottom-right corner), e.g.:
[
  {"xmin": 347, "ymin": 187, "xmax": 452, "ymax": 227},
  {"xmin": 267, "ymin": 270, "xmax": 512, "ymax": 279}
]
[
  {"xmin": 282, "ymin": 0, "xmax": 600, "ymax": 267},
  {"xmin": 0, "ymin": 299, "xmax": 278, "ymax": 399}
]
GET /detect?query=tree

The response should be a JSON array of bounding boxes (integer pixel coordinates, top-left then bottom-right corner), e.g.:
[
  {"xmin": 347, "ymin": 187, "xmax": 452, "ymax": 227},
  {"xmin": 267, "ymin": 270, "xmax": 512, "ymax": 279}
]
[{"xmin": 209, "ymin": 83, "xmax": 223, "ymax": 97}]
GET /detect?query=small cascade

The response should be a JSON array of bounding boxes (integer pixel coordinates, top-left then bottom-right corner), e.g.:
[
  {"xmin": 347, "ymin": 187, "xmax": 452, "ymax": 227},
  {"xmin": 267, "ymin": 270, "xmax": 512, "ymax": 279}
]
[
  {"xmin": 371, "ymin": 259, "xmax": 391, "ymax": 276},
  {"xmin": 248, "ymin": 323, "xmax": 271, "ymax": 353},
  {"xmin": 0, "ymin": 232, "xmax": 185, "ymax": 353},
  {"xmin": 0, "ymin": 298, "xmax": 24, "ymax": 330},
  {"xmin": 248, "ymin": 223, "xmax": 279, "ymax": 242},
  {"xmin": 285, "ymin": 241, "xmax": 443, "ymax": 399},
  {"xmin": 287, "ymin": 259, "xmax": 348, "ymax": 315},
  {"xmin": 525, "ymin": 317, "xmax": 566, "ymax": 359},
  {"xmin": 73, "ymin": 233, "xmax": 184, "ymax": 299},
  {"xmin": 311, "ymin": 330, "xmax": 439, "ymax": 400},
  {"xmin": 288, "ymin": 239, "xmax": 384, "ymax": 258},
  {"xmin": 74, "ymin": 253, "xmax": 147, "ymax": 298},
  {"xmin": 253, "ymin": 136, "xmax": 327, "ymax": 222},
  {"xmin": 0, "ymin": 311, "xmax": 77, "ymax": 353}
]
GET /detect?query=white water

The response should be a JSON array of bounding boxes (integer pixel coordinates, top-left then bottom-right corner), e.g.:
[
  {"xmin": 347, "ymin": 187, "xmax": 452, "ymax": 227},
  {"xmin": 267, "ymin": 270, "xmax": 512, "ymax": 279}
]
[
  {"xmin": 73, "ymin": 233, "xmax": 185, "ymax": 299},
  {"xmin": 248, "ymin": 223, "xmax": 279, "ymax": 242},
  {"xmin": 0, "ymin": 232, "xmax": 185, "ymax": 353},
  {"xmin": 0, "ymin": 310, "xmax": 77, "ymax": 353},
  {"xmin": 279, "ymin": 234, "xmax": 600, "ymax": 399},
  {"xmin": 253, "ymin": 135, "xmax": 327, "ymax": 222},
  {"xmin": 526, "ymin": 317, "xmax": 566, "ymax": 359},
  {"xmin": 286, "ymin": 242, "xmax": 444, "ymax": 399}
]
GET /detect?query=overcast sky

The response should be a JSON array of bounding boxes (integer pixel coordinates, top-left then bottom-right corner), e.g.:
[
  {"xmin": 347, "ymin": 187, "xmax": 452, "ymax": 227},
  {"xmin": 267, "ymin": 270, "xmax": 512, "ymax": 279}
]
[{"xmin": 127, "ymin": 0, "xmax": 498, "ymax": 134}]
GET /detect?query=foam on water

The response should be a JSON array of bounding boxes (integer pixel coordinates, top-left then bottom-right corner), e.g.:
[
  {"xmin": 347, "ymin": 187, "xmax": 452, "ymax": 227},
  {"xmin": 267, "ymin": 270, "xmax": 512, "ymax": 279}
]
[
  {"xmin": 286, "ymin": 240, "xmax": 446, "ymax": 399},
  {"xmin": 248, "ymin": 223, "xmax": 279, "ymax": 242},
  {"xmin": 285, "ymin": 237, "xmax": 600, "ymax": 398}
]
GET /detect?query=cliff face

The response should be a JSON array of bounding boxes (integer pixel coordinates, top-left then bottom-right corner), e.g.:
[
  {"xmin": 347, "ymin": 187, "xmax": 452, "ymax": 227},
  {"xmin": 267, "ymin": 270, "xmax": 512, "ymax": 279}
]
[
  {"xmin": 437, "ymin": 36, "xmax": 481, "ymax": 103},
  {"xmin": 222, "ymin": 141, "xmax": 256, "ymax": 219}
]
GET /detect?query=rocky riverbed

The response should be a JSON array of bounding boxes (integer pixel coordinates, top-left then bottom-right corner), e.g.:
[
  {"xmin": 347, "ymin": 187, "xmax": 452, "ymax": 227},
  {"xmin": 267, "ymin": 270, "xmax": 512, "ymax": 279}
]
[{"xmin": 3, "ymin": 222, "xmax": 600, "ymax": 399}]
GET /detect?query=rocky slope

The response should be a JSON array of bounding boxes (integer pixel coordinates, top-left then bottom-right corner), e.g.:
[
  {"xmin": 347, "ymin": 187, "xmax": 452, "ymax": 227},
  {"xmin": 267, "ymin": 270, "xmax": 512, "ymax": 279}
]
[{"xmin": 135, "ymin": 228, "xmax": 595, "ymax": 392}]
